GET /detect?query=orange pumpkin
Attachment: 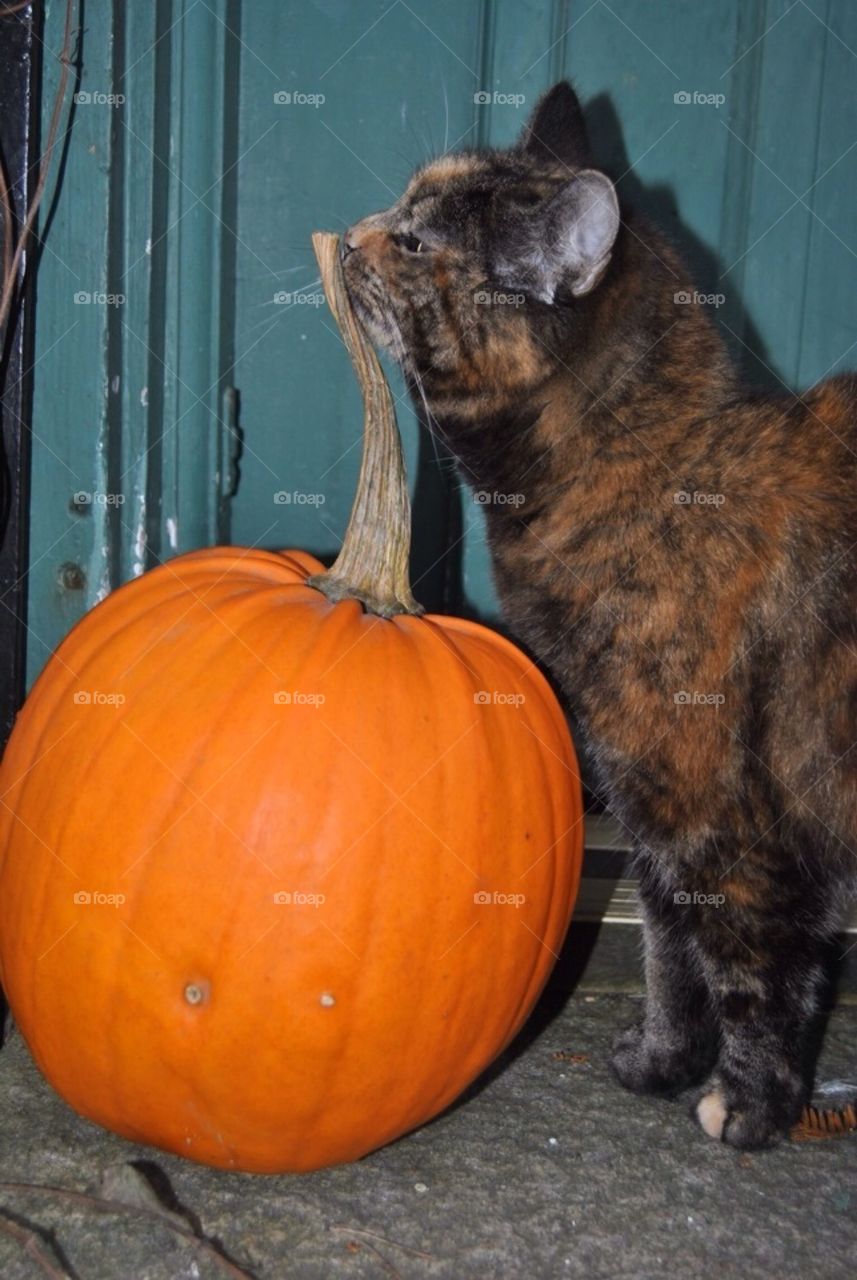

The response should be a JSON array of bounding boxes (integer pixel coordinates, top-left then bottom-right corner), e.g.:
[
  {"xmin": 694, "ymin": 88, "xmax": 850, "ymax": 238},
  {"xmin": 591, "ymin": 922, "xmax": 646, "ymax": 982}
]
[{"xmin": 0, "ymin": 235, "xmax": 583, "ymax": 1172}]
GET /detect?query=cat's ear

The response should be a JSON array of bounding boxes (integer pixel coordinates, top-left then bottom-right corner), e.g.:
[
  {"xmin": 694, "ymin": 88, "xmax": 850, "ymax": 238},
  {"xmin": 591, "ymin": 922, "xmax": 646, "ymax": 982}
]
[
  {"xmin": 540, "ymin": 169, "xmax": 620, "ymax": 299},
  {"xmin": 519, "ymin": 81, "xmax": 591, "ymax": 169}
]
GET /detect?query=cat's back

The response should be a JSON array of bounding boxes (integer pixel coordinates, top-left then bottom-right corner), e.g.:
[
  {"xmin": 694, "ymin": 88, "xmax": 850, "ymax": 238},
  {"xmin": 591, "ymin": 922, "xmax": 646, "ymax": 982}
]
[{"xmin": 711, "ymin": 371, "xmax": 857, "ymax": 530}]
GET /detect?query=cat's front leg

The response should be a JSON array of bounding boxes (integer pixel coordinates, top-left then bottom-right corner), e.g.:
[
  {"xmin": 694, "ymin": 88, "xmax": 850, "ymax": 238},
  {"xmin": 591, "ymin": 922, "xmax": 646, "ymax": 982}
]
[
  {"xmin": 610, "ymin": 859, "xmax": 719, "ymax": 1096},
  {"xmin": 690, "ymin": 877, "xmax": 826, "ymax": 1150}
]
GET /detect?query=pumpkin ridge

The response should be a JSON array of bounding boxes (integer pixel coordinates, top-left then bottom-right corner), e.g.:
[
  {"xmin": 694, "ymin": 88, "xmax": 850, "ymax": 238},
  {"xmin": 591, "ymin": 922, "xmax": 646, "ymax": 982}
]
[
  {"xmin": 380, "ymin": 618, "xmax": 565, "ymax": 1079},
  {"xmin": 61, "ymin": 591, "xmax": 328, "ymax": 1145},
  {"xmin": 0, "ymin": 596, "xmax": 215, "ymax": 1012},
  {"xmin": 413, "ymin": 621, "xmax": 580, "ymax": 1048},
  {"xmin": 6, "ymin": 581, "xmax": 308, "ymax": 1058},
  {"xmin": 507, "ymin": 734, "xmax": 581, "ymax": 1041}
]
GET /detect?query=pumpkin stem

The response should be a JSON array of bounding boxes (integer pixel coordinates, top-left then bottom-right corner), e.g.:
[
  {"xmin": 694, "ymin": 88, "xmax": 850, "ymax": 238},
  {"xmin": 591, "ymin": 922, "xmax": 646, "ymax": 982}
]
[{"xmin": 308, "ymin": 231, "xmax": 423, "ymax": 619}]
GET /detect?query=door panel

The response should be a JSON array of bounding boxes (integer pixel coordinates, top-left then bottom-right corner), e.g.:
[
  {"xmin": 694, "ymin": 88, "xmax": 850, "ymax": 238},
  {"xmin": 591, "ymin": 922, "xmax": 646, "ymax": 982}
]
[
  {"xmin": 229, "ymin": 0, "xmax": 488, "ymax": 611},
  {"xmin": 27, "ymin": 0, "xmax": 857, "ymax": 671}
]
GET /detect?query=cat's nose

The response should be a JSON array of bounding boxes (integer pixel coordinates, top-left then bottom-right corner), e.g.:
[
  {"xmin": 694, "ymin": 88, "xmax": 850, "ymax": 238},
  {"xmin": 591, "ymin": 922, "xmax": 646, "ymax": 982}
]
[
  {"xmin": 343, "ymin": 218, "xmax": 384, "ymax": 257},
  {"xmin": 343, "ymin": 219, "xmax": 388, "ymax": 264},
  {"xmin": 342, "ymin": 227, "xmax": 362, "ymax": 258}
]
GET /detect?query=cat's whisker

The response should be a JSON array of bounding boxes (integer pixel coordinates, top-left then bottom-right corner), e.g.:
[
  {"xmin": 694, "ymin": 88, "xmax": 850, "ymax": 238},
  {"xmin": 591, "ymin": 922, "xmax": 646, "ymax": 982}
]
[
  {"xmin": 441, "ymin": 73, "xmax": 449, "ymax": 157},
  {"xmin": 406, "ymin": 360, "xmax": 446, "ymax": 475}
]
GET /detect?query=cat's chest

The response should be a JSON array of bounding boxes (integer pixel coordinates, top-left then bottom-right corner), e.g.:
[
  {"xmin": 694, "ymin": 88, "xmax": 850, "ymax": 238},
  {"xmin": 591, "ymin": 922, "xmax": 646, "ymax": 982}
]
[
  {"xmin": 486, "ymin": 493, "xmax": 667, "ymax": 644},
  {"xmin": 491, "ymin": 558, "xmax": 741, "ymax": 841}
]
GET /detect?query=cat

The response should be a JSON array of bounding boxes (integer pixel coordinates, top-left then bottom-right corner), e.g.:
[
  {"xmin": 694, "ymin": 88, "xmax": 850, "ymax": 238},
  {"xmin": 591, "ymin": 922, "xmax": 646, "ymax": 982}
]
[{"xmin": 340, "ymin": 80, "xmax": 857, "ymax": 1150}]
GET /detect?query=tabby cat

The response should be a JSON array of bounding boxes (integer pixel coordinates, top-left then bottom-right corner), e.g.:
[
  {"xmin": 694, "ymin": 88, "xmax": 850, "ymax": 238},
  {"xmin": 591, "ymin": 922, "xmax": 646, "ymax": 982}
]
[{"xmin": 341, "ymin": 81, "xmax": 857, "ymax": 1150}]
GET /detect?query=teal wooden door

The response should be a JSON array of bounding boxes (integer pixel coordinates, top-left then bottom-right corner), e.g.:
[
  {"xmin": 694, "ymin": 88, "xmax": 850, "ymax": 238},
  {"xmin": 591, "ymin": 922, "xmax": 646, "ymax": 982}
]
[{"xmin": 28, "ymin": 0, "xmax": 857, "ymax": 682}]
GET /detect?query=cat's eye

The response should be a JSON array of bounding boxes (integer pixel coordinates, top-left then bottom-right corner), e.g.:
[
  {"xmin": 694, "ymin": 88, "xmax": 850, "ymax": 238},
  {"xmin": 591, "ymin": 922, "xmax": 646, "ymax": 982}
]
[{"xmin": 394, "ymin": 232, "xmax": 426, "ymax": 254}]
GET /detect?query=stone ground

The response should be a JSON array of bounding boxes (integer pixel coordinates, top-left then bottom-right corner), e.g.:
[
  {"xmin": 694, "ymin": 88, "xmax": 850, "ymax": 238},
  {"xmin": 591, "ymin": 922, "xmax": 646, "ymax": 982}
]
[{"xmin": 0, "ymin": 926, "xmax": 854, "ymax": 1280}]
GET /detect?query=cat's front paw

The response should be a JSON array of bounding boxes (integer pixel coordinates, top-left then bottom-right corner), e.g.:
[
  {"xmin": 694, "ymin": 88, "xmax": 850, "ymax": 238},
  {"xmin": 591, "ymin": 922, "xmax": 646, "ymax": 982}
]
[
  {"xmin": 694, "ymin": 1074, "xmax": 803, "ymax": 1150},
  {"xmin": 610, "ymin": 1019, "xmax": 712, "ymax": 1097}
]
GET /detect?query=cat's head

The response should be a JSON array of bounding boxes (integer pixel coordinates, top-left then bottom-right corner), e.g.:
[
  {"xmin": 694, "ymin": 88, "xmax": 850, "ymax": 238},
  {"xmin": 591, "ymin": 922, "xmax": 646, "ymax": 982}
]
[{"xmin": 342, "ymin": 82, "xmax": 620, "ymax": 406}]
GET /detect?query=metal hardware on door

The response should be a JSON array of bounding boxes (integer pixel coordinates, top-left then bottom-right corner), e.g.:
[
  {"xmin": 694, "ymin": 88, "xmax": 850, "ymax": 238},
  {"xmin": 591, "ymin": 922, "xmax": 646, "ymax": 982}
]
[{"xmin": 58, "ymin": 563, "xmax": 86, "ymax": 591}]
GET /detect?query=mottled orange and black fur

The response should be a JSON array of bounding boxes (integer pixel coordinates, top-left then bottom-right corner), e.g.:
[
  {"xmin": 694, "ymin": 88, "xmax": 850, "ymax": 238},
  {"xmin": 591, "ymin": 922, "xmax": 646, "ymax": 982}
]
[{"xmin": 342, "ymin": 82, "xmax": 857, "ymax": 1150}]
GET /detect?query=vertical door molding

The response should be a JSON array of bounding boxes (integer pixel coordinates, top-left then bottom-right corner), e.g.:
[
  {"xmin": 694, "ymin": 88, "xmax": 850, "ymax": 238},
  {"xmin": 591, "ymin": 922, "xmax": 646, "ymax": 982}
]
[
  {"xmin": 27, "ymin": 0, "xmax": 241, "ymax": 684},
  {"xmin": 0, "ymin": 5, "xmax": 38, "ymax": 737}
]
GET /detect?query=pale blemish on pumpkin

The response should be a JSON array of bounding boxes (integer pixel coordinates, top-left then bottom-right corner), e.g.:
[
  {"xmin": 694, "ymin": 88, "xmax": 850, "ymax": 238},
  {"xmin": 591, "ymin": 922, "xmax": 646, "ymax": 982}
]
[
  {"xmin": 319, "ymin": 992, "xmax": 335, "ymax": 1008},
  {"xmin": 184, "ymin": 980, "xmax": 210, "ymax": 1006}
]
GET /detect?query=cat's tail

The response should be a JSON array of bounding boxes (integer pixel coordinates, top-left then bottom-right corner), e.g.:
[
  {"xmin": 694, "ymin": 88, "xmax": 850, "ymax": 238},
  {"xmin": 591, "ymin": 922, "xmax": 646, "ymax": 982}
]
[{"xmin": 791, "ymin": 1102, "xmax": 857, "ymax": 1141}]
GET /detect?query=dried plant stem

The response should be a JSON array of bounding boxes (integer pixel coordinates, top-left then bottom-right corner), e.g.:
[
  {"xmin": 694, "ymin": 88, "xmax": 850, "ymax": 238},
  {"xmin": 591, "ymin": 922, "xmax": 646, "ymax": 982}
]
[
  {"xmin": 0, "ymin": 1213, "xmax": 70, "ymax": 1280},
  {"xmin": 330, "ymin": 1225, "xmax": 433, "ymax": 1258},
  {"xmin": 308, "ymin": 230, "xmax": 422, "ymax": 618},
  {"xmin": 0, "ymin": 158, "xmax": 13, "ymax": 289},
  {"xmin": 0, "ymin": 1183, "xmax": 255, "ymax": 1280},
  {"xmin": 0, "ymin": 0, "xmax": 76, "ymax": 339}
]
